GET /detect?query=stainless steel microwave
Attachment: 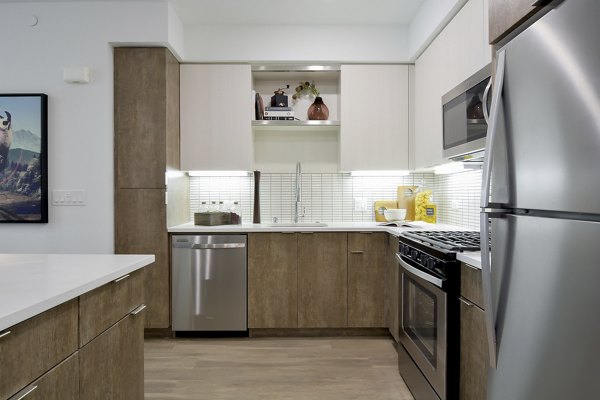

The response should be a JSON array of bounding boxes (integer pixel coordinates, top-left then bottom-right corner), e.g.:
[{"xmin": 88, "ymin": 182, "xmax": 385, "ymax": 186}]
[{"xmin": 442, "ymin": 64, "xmax": 491, "ymax": 162}]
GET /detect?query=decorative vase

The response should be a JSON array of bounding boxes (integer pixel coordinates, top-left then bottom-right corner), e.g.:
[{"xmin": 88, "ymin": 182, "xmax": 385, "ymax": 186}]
[{"xmin": 307, "ymin": 96, "xmax": 329, "ymax": 120}]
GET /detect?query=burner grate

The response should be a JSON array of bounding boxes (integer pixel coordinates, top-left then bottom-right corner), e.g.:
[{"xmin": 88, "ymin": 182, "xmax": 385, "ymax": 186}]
[{"xmin": 402, "ymin": 230, "xmax": 481, "ymax": 252}]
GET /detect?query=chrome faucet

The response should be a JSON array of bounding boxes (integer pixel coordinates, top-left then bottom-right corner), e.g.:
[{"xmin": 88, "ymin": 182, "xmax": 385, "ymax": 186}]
[{"xmin": 294, "ymin": 161, "xmax": 302, "ymax": 223}]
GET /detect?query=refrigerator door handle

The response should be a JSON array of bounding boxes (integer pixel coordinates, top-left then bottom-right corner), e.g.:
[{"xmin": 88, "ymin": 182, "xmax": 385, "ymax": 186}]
[
  {"xmin": 481, "ymin": 49, "xmax": 506, "ymax": 209},
  {"xmin": 481, "ymin": 211, "xmax": 508, "ymax": 369}
]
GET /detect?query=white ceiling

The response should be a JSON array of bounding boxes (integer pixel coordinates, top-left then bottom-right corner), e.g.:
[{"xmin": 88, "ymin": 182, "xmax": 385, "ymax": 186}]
[{"xmin": 170, "ymin": 0, "xmax": 427, "ymax": 25}]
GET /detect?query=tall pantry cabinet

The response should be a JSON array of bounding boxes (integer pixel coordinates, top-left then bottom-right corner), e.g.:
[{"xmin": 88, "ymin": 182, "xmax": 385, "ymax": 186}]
[{"xmin": 114, "ymin": 47, "xmax": 180, "ymax": 329}]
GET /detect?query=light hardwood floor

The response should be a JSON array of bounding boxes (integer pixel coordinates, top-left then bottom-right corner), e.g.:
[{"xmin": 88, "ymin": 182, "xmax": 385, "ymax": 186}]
[{"xmin": 145, "ymin": 337, "xmax": 414, "ymax": 400}]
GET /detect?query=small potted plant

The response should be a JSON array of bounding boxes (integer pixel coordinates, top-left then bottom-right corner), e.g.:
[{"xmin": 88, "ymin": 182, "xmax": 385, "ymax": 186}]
[{"xmin": 292, "ymin": 81, "xmax": 329, "ymax": 120}]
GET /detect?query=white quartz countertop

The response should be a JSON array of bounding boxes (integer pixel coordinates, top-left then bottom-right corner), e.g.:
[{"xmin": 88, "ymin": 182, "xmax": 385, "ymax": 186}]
[
  {"xmin": 0, "ymin": 254, "xmax": 155, "ymax": 332},
  {"xmin": 169, "ymin": 221, "xmax": 462, "ymax": 235},
  {"xmin": 457, "ymin": 252, "xmax": 482, "ymax": 269}
]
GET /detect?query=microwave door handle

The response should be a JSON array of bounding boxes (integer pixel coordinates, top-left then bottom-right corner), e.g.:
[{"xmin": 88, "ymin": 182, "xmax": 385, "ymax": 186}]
[
  {"xmin": 482, "ymin": 78, "xmax": 492, "ymax": 123},
  {"xmin": 481, "ymin": 49, "xmax": 506, "ymax": 209}
]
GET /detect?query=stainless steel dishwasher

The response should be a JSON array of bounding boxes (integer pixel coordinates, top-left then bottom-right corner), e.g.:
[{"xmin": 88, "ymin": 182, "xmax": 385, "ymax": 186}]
[{"xmin": 171, "ymin": 235, "xmax": 247, "ymax": 331}]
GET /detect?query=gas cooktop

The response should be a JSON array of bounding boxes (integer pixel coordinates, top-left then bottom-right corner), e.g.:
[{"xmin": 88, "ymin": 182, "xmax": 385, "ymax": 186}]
[{"xmin": 401, "ymin": 230, "xmax": 481, "ymax": 252}]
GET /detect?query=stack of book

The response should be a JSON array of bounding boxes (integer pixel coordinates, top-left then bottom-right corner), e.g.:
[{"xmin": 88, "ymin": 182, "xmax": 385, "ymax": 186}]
[{"xmin": 263, "ymin": 106, "xmax": 295, "ymax": 120}]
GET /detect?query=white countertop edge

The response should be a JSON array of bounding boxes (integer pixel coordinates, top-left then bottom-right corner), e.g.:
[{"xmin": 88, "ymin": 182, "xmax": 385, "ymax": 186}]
[
  {"xmin": 457, "ymin": 252, "xmax": 482, "ymax": 269},
  {"xmin": 168, "ymin": 221, "xmax": 466, "ymax": 234},
  {"xmin": 0, "ymin": 255, "xmax": 155, "ymax": 332}
]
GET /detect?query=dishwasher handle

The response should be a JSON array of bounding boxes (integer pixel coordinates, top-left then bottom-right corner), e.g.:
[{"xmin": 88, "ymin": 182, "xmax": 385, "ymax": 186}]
[{"xmin": 192, "ymin": 243, "xmax": 246, "ymax": 249}]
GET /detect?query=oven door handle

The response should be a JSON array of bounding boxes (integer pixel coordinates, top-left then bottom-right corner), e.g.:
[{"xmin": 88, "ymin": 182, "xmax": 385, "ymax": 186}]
[{"xmin": 396, "ymin": 253, "xmax": 443, "ymax": 288}]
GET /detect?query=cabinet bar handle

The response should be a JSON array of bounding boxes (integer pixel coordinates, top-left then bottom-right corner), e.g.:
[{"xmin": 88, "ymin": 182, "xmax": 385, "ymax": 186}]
[
  {"xmin": 300, "ymin": 232, "xmax": 314, "ymax": 234},
  {"xmin": 280, "ymin": 232, "xmax": 295, "ymax": 234},
  {"xmin": 113, "ymin": 274, "xmax": 130, "ymax": 283},
  {"xmin": 130, "ymin": 304, "xmax": 147, "ymax": 316},
  {"xmin": 16, "ymin": 386, "xmax": 38, "ymax": 400},
  {"xmin": 0, "ymin": 330, "xmax": 11, "ymax": 339},
  {"xmin": 459, "ymin": 297, "xmax": 475, "ymax": 307},
  {"xmin": 350, "ymin": 251, "xmax": 364, "ymax": 254}
]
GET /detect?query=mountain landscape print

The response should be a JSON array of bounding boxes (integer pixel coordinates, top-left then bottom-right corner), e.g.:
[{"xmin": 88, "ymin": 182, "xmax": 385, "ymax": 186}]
[{"xmin": 0, "ymin": 94, "xmax": 48, "ymax": 223}]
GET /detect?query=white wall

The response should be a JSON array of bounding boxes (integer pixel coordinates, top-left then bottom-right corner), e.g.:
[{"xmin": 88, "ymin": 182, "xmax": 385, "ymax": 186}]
[
  {"xmin": 183, "ymin": 24, "xmax": 409, "ymax": 62},
  {"xmin": 0, "ymin": 1, "xmax": 181, "ymax": 254}
]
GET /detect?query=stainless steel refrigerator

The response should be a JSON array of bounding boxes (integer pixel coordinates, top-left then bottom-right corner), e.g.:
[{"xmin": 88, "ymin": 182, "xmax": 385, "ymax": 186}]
[{"xmin": 481, "ymin": 0, "xmax": 600, "ymax": 399}]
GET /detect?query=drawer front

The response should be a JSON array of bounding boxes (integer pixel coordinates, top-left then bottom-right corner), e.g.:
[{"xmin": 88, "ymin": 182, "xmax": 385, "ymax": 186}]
[
  {"xmin": 460, "ymin": 263, "xmax": 484, "ymax": 309},
  {"xmin": 8, "ymin": 353, "xmax": 79, "ymax": 400},
  {"xmin": 79, "ymin": 268, "xmax": 144, "ymax": 346},
  {"xmin": 0, "ymin": 300, "xmax": 78, "ymax": 400},
  {"xmin": 80, "ymin": 308, "xmax": 145, "ymax": 400}
]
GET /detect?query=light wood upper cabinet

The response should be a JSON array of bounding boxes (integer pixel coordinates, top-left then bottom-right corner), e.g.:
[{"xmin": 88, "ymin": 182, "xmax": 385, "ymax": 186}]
[
  {"xmin": 413, "ymin": 0, "xmax": 491, "ymax": 170},
  {"xmin": 340, "ymin": 65, "xmax": 410, "ymax": 171},
  {"xmin": 180, "ymin": 64, "xmax": 253, "ymax": 171}
]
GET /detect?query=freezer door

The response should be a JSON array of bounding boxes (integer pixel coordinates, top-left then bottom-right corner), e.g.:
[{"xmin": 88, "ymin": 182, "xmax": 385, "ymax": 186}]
[
  {"xmin": 489, "ymin": 0, "xmax": 600, "ymax": 214},
  {"xmin": 487, "ymin": 214, "xmax": 600, "ymax": 400}
]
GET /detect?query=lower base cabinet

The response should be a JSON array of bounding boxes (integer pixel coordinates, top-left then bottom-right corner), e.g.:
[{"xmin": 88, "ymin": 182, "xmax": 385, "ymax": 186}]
[
  {"xmin": 80, "ymin": 312, "xmax": 145, "ymax": 400},
  {"xmin": 460, "ymin": 263, "xmax": 488, "ymax": 400},
  {"xmin": 8, "ymin": 354, "xmax": 79, "ymax": 400},
  {"xmin": 348, "ymin": 232, "xmax": 386, "ymax": 327},
  {"xmin": 0, "ymin": 270, "xmax": 147, "ymax": 400},
  {"xmin": 298, "ymin": 232, "xmax": 348, "ymax": 328},
  {"xmin": 248, "ymin": 233, "xmax": 298, "ymax": 328},
  {"xmin": 385, "ymin": 234, "xmax": 400, "ymax": 341}
]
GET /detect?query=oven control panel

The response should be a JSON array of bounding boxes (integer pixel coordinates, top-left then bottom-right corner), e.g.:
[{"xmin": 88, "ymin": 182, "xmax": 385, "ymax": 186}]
[{"xmin": 399, "ymin": 242, "xmax": 448, "ymax": 278}]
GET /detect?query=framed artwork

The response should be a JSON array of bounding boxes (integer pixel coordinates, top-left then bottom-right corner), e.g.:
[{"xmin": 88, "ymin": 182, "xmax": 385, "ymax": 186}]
[{"xmin": 0, "ymin": 94, "xmax": 48, "ymax": 223}]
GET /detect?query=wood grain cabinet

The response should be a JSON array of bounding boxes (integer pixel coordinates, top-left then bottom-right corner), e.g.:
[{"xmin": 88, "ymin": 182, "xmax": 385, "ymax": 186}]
[
  {"xmin": 248, "ymin": 233, "xmax": 298, "ymax": 328},
  {"xmin": 385, "ymin": 234, "xmax": 400, "ymax": 341},
  {"xmin": 340, "ymin": 65, "xmax": 410, "ymax": 171},
  {"xmin": 489, "ymin": 0, "xmax": 543, "ymax": 44},
  {"xmin": 0, "ymin": 300, "xmax": 78, "ymax": 400},
  {"xmin": 8, "ymin": 354, "xmax": 79, "ymax": 400},
  {"xmin": 79, "ymin": 269, "xmax": 144, "ymax": 346},
  {"xmin": 79, "ymin": 274, "xmax": 146, "ymax": 400},
  {"xmin": 80, "ymin": 309, "xmax": 145, "ymax": 400},
  {"xmin": 114, "ymin": 47, "xmax": 179, "ymax": 329},
  {"xmin": 460, "ymin": 263, "xmax": 488, "ymax": 400},
  {"xmin": 347, "ymin": 232, "xmax": 386, "ymax": 327},
  {"xmin": 298, "ymin": 232, "xmax": 348, "ymax": 328}
]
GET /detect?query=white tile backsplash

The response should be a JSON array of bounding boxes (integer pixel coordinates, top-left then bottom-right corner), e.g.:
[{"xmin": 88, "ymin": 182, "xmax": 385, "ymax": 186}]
[{"xmin": 189, "ymin": 169, "xmax": 482, "ymax": 229}]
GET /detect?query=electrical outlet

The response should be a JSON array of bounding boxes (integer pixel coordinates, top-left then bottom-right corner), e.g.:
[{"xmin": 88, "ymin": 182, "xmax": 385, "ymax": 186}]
[
  {"xmin": 354, "ymin": 197, "xmax": 368, "ymax": 212},
  {"xmin": 451, "ymin": 200, "xmax": 461, "ymax": 209},
  {"xmin": 52, "ymin": 190, "xmax": 86, "ymax": 206}
]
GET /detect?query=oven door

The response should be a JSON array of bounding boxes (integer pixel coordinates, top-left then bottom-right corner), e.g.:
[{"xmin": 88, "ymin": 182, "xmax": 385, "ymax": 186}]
[{"xmin": 397, "ymin": 253, "xmax": 447, "ymax": 400}]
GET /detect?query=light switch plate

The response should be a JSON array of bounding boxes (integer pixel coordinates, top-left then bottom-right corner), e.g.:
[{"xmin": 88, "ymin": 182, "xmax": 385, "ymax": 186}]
[{"xmin": 52, "ymin": 190, "xmax": 86, "ymax": 206}]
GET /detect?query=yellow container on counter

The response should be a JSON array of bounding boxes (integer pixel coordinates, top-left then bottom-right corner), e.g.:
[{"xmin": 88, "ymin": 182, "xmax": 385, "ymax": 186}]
[{"xmin": 414, "ymin": 189, "xmax": 437, "ymax": 223}]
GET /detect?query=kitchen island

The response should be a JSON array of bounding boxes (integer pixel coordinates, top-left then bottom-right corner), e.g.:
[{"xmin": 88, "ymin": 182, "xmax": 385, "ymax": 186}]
[{"xmin": 0, "ymin": 254, "xmax": 154, "ymax": 400}]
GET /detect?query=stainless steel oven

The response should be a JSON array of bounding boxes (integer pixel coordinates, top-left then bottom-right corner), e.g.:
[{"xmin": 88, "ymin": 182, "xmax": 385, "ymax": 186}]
[
  {"xmin": 397, "ymin": 253, "xmax": 449, "ymax": 400},
  {"xmin": 395, "ymin": 231, "xmax": 479, "ymax": 400}
]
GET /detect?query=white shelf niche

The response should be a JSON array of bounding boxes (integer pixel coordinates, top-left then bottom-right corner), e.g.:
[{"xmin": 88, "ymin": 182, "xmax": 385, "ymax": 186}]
[{"xmin": 252, "ymin": 70, "xmax": 340, "ymax": 123}]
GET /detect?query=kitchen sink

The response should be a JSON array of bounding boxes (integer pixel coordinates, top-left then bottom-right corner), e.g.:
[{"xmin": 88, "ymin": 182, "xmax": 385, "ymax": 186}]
[{"xmin": 265, "ymin": 222, "xmax": 328, "ymax": 227}]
